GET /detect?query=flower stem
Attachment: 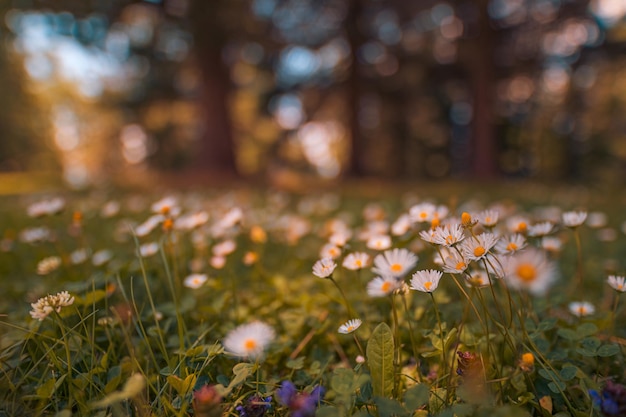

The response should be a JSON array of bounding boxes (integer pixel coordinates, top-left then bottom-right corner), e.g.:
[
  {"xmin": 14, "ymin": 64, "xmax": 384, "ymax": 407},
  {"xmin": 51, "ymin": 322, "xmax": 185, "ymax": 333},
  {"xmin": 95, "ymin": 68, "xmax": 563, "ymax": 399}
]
[
  {"xmin": 429, "ymin": 292, "xmax": 447, "ymax": 392},
  {"xmin": 329, "ymin": 276, "xmax": 356, "ymax": 318}
]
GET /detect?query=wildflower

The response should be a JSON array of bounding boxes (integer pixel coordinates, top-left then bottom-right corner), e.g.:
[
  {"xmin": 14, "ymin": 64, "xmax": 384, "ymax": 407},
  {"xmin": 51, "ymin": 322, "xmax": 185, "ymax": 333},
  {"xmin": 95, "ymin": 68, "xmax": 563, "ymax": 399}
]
[
  {"xmin": 223, "ymin": 321, "xmax": 275, "ymax": 360},
  {"xmin": 338, "ymin": 319, "xmax": 362, "ymax": 334},
  {"xmin": 440, "ymin": 251, "xmax": 469, "ymax": 275},
  {"xmin": 418, "ymin": 228, "xmax": 437, "ymax": 244},
  {"xmin": 503, "ymin": 248, "xmax": 557, "ymax": 296},
  {"xmin": 366, "ymin": 276, "xmax": 401, "ymax": 297},
  {"xmin": 151, "ymin": 196, "xmax": 180, "ymax": 217},
  {"xmin": 312, "ymin": 258, "xmax": 337, "ymax": 278},
  {"xmin": 528, "ymin": 222, "xmax": 554, "ymax": 237},
  {"xmin": 461, "ymin": 212, "xmax": 474, "ymax": 227},
  {"xmin": 100, "ymin": 200, "xmax": 120, "ymax": 218},
  {"xmin": 135, "ymin": 214, "xmax": 164, "ymax": 237},
  {"xmin": 320, "ymin": 243, "xmax": 342, "ymax": 260},
  {"xmin": 391, "ymin": 214, "xmax": 412, "ymax": 236},
  {"xmin": 210, "ymin": 256, "xmax": 226, "ymax": 269},
  {"xmin": 342, "ymin": 252, "xmax": 370, "ymax": 270},
  {"xmin": 432, "ymin": 224, "xmax": 465, "ymax": 247},
  {"xmin": 461, "ymin": 233, "xmax": 499, "ymax": 262},
  {"xmin": 608, "ymin": 275, "xmax": 626, "ymax": 292},
  {"xmin": 329, "ymin": 229, "xmax": 352, "ymax": 246},
  {"xmin": 366, "ymin": 234, "xmax": 392, "ymax": 250},
  {"xmin": 410, "ymin": 270, "xmax": 443, "ymax": 293},
  {"xmin": 372, "ymin": 248, "xmax": 418, "ymax": 279},
  {"xmin": 562, "ymin": 210, "xmax": 587, "ymax": 228},
  {"xmin": 541, "ymin": 236, "xmax": 562, "ymax": 253},
  {"xmin": 20, "ymin": 226, "xmax": 53, "ymax": 244},
  {"xmin": 243, "ymin": 251, "xmax": 259, "ymax": 266},
  {"xmin": 409, "ymin": 202, "xmax": 436, "ymax": 223},
  {"xmin": 175, "ymin": 211, "xmax": 210, "ymax": 230},
  {"xmin": 236, "ymin": 394, "xmax": 272, "ymax": 417},
  {"xmin": 589, "ymin": 380, "xmax": 626, "ymax": 417},
  {"xmin": 456, "ymin": 351, "xmax": 481, "ymax": 378},
  {"xmin": 92, "ymin": 249, "xmax": 113, "ymax": 266},
  {"xmin": 476, "ymin": 209, "xmax": 499, "ymax": 227},
  {"xmin": 496, "ymin": 234, "xmax": 527, "ymax": 255},
  {"xmin": 276, "ymin": 381, "xmax": 325, "ymax": 417},
  {"xmin": 519, "ymin": 352, "xmax": 535, "ymax": 372},
  {"xmin": 214, "ymin": 207, "xmax": 243, "ymax": 231},
  {"xmin": 569, "ymin": 301, "xmax": 595, "ymax": 317},
  {"xmin": 27, "ymin": 197, "xmax": 65, "ymax": 217},
  {"xmin": 184, "ymin": 274, "xmax": 208, "ymax": 289},
  {"xmin": 37, "ymin": 256, "xmax": 62, "ymax": 275},
  {"xmin": 465, "ymin": 269, "xmax": 491, "ymax": 288},
  {"xmin": 356, "ymin": 355, "xmax": 366, "ymax": 364},
  {"xmin": 30, "ymin": 291, "xmax": 75, "ymax": 321},
  {"xmin": 139, "ymin": 242, "xmax": 159, "ymax": 257},
  {"xmin": 250, "ymin": 225, "xmax": 268, "ymax": 243},
  {"xmin": 506, "ymin": 216, "xmax": 530, "ymax": 234},
  {"xmin": 213, "ymin": 239, "xmax": 237, "ymax": 257},
  {"xmin": 192, "ymin": 385, "xmax": 223, "ymax": 417},
  {"xmin": 70, "ymin": 248, "xmax": 89, "ymax": 264},
  {"xmin": 587, "ymin": 212, "xmax": 608, "ymax": 228}
]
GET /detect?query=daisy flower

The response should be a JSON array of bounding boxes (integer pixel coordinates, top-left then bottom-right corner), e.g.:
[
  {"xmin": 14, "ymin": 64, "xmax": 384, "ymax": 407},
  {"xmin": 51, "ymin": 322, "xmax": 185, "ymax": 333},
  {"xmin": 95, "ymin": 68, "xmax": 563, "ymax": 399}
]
[
  {"xmin": 92, "ymin": 249, "xmax": 113, "ymax": 266},
  {"xmin": 440, "ymin": 251, "xmax": 469, "ymax": 275},
  {"xmin": 528, "ymin": 222, "xmax": 554, "ymax": 237},
  {"xmin": 366, "ymin": 235, "xmax": 392, "ymax": 250},
  {"xmin": 223, "ymin": 321, "xmax": 275, "ymax": 360},
  {"xmin": 496, "ymin": 234, "xmax": 527, "ymax": 255},
  {"xmin": 461, "ymin": 233, "xmax": 499, "ymax": 262},
  {"xmin": 312, "ymin": 258, "xmax": 337, "ymax": 278},
  {"xmin": 213, "ymin": 239, "xmax": 237, "ymax": 257},
  {"xmin": 210, "ymin": 256, "xmax": 226, "ymax": 269},
  {"xmin": 476, "ymin": 209, "xmax": 499, "ymax": 228},
  {"xmin": 184, "ymin": 273, "xmax": 208, "ymax": 289},
  {"xmin": 506, "ymin": 216, "xmax": 530, "ymax": 234},
  {"xmin": 30, "ymin": 291, "xmax": 75, "ymax": 321},
  {"xmin": 391, "ymin": 214, "xmax": 412, "ymax": 236},
  {"xmin": 366, "ymin": 276, "xmax": 401, "ymax": 297},
  {"xmin": 342, "ymin": 252, "xmax": 370, "ymax": 270},
  {"xmin": 320, "ymin": 243, "xmax": 342, "ymax": 260},
  {"xmin": 338, "ymin": 319, "xmax": 362, "ymax": 334},
  {"xmin": 464, "ymin": 269, "xmax": 491, "ymax": 288},
  {"xmin": 569, "ymin": 301, "xmax": 595, "ymax": 317},
  {"xmin": 329, "ymin": 230, "xmax": 352, "ymax": 247},
  {"xmin": 70, "ymin": 248, "xmax": 89, "ymax": 265},
  {"xmin": 27, "ymin": 197, "xmax": 65, "ymax": 217},
  {"xmin": 135, "ymin": 214, "xmax": 165, "ymax": 237},
  {"xmin": 503, "ymin": 248, "xmax": 557, "ymax": 295},
  {"xmin": 418, "ymin": 229, "xmax": 437, "ymax": 244},
  {"xmin": 372, "ymin": 248, "xmax": 418, "ymax": 278},
  {"xmin": 607, "ymin": 275, "xmax": 626, "ymax": 292},
  {"xmin": 562, "ymin": 211, "xmax": 587, "ymax": 228},
  {"xmin": 139, "ymin": 242, "xmax": 159, "ymax": 257},
  {"xmin": 409, "ymin": 202, "xmax": 436, "ymax": 224},
  {"xmin": 151, "ymin": 196, "xmax": 180, "ymax": 217},
  {"xmin": 541, "ymin": 236, "xmax": 562, "ymax": 253},
  {"xmin": 409, "ymin": 269, "xmax": 443, "ymax": 293},
  {"xmin": 432, "ymin": 223, "xmax": 465, "ymax": 247}
]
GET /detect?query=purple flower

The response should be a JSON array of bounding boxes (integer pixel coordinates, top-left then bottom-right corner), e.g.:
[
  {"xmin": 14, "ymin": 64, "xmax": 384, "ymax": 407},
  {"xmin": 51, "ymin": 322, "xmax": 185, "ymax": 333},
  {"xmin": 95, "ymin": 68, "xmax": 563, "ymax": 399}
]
[
  {"xmin": 276, "ymin": 381, "xmax": 325, "ymax": 417},
  {"xmin": 236, "ymin": 394, "xmax": 272, "ymax": 417},
  {"xmin": 590, "ymin": 381, "xmax": 626, "ymax": 417}
]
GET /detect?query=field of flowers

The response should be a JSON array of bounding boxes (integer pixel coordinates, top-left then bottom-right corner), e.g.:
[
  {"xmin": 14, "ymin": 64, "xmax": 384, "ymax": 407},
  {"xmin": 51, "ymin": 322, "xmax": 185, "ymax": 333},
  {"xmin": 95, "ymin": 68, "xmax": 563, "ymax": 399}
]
[{"xmin": 1, "ymin": 184, "xmax": 625, "ymax": 417}]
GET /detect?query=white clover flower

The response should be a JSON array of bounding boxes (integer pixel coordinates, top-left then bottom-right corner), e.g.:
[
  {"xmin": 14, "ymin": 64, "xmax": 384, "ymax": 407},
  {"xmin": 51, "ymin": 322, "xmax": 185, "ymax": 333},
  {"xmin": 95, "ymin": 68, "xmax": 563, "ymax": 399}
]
[
  {"xmin": 342, "ymin": 252, "xmax": 370, "ymax": 270},
  {"xmin": 338, "ymin": 319, "xmax": 362, "ymax": 334},
  {"xmin": 30, "ymin": 291, "xmax": 75, "ymax": 321},
  {"xmin": 183, "ymin": 273, "xmax": 208, "ymax": 289},
  {"xmin": 366, "ymin": 276, "xmax": 401, "ymax": 297},
  {"xmin": 562, "ymin": 211, "xmax": 587, "ymax": 228},
  {"xmin": 409, "ymin": 269, "xmax": 443, "ymax": 293},
  {"xmin": 372, "ymin": 248, "xmax": 418, "ymax": 279},
  {"xmin": 223, "ymin": 321, "xmax": 275, "ymax": 360},
  {"xmin": 313, "ymin": 258, "xmax": 337, "ymax": 278},
  {"xmin": 607, "ymin": 275, "xmax": 626, "ymax": 292},
  {"xmin": 37, "ymin": 256, "xmax": 62, "ymax": 275},
  {"xmin": 569, "ymin": 301, "xmax": 595, "ymax": 317}
]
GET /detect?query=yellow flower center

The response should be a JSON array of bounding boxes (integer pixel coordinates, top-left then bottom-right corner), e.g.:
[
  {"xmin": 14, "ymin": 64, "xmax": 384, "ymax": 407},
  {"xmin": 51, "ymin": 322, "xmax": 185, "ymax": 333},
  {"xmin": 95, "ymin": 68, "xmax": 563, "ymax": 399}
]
[
  {"xmin": 381, "ymin": 282, "xmax": 392, "ymax": 292},
  {"xmin": 455, "ymin": 261, "xmax": 466, "ymax": 270},
  {"xmin": 578, "ymin": 306, "xmax": 586, "ymax": 315},
  {"xmin": 355, "ymin": 260, "xmax": 362, "ymax": 267},
  {"xmin": 517, "ymin": 222, "xmax": 527, "ymax": 232},
  {"xmin": 506, "ymin": 242, "xmax": 518, "ymax": 251},
  {"xmin": 618, "ymin": 284, "xmax": 624, "ymax": 290},
  {"xmin": 431, "ymin": 218, "xmax": 440, "ymax": 228},
  {"xmin": 473, "ymin": 246, "xmax": 486, "ymax": 257},
  {"xmin": 485, "ymin": 216, "xmax": 492, "ymax": 224},
  {"xmin": 445, "ymin": 235, "xmax": 455, "ymax": 244},
  {"xmin": 390, "ymin": 263, "xmax": 403, "ymax": 273},
  {"xmin": 521, "ymin": 352, "xmax": 534, "ymax": 365},
  {"xmin": 244, "ymin": 339, "xmax": 257, "ymax": 351},
  {"xmin": 516, "ymin": 264, "xmax": 537, "ymax": 282},
  {"xmin": 346, "ymin": 326, "xmax": 354, "ymax": 332},
  {"xmin": 423, "ymin": 281, "xmax": 433, "ymax": 291},
  {"xmin": 420, "ymin": 212, "xmax": 428, "ymax": 219},
  {"xmin": 462, "ymin": 212, "xmax": 472, "ymax": 225}
]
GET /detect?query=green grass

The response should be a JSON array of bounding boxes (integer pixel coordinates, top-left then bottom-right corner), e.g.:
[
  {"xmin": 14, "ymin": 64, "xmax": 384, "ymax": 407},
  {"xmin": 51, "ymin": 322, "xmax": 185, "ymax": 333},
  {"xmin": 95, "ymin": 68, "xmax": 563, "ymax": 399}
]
[{"xmin": 0, "ymin": 185, "xmax": 625, "ymax": 416}]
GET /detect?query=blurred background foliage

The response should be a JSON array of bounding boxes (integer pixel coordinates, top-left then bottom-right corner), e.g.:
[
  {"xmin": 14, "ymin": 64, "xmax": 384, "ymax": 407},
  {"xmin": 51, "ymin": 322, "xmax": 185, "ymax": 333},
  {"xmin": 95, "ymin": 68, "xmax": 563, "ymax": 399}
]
[{"xmin": 0, "ymin": 0, "xmax": 626, "ymax": 189}]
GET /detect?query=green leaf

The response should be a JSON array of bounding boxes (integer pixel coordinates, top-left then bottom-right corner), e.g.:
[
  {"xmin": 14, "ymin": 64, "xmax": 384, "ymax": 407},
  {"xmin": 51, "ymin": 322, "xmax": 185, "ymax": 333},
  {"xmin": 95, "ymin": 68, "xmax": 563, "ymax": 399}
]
[
  {"xmin": 315, "ymin": 405, "xmax": 343, "ymax": 417},
  {"xmin": 36, "ymin": 377, "xmax": 58, "ymax": 399},
  {"xmin": 287, "ymin": 357, "xmax": 305, "ymax": 370},
  {"xmin": 556, "ymin": 328, "xmax": 577, "ymax": 341},
  {"xmin": 366, "ymin": 322, "xmax": 394, "ymax": 398},
  {"xmin": 81, "ymin": 290, "xmax": 107, "ymax": 305},
  {"xmin": 331, "ymin": 368, "xmax": 356, "ymax": 395},
  {"xmin": 576, "ymin": 323, "xmax": 598, "ymax": 337},
  {"xmin": 597, "ymin": 344, "xmax": 620, "ymax": 357},
  {"xmin": 167, "ymin": 374, "xmax": 197, "ymax": 396},
  {"xmin": 559, "ymin": 365, "xmax": 577, "ymax": 381},
  {"xmin": 404, "ymin": 384, "xmax": 429, "ymax": 410},
  {"xmin": 216, "ymin": 362, "xmax": 254, "ymax": 397},
  {"xmin": 374, "ymin": 396, "xmax": 407, "ymax": 417},
  {"xmin": 547, "ymin": 381, "xmax": 566, "ymax": 394},
  {"xmin": 537, "ymin": 318, "xmax": 557, "ymax": 331}
]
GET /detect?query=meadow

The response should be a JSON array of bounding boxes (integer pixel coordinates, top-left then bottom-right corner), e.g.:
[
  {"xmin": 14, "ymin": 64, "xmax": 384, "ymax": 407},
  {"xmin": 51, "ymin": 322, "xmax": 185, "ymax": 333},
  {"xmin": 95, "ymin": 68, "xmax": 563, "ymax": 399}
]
[{"xmin": 1, "ymin": 183, "xmax": 625, "ymax": 417}]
